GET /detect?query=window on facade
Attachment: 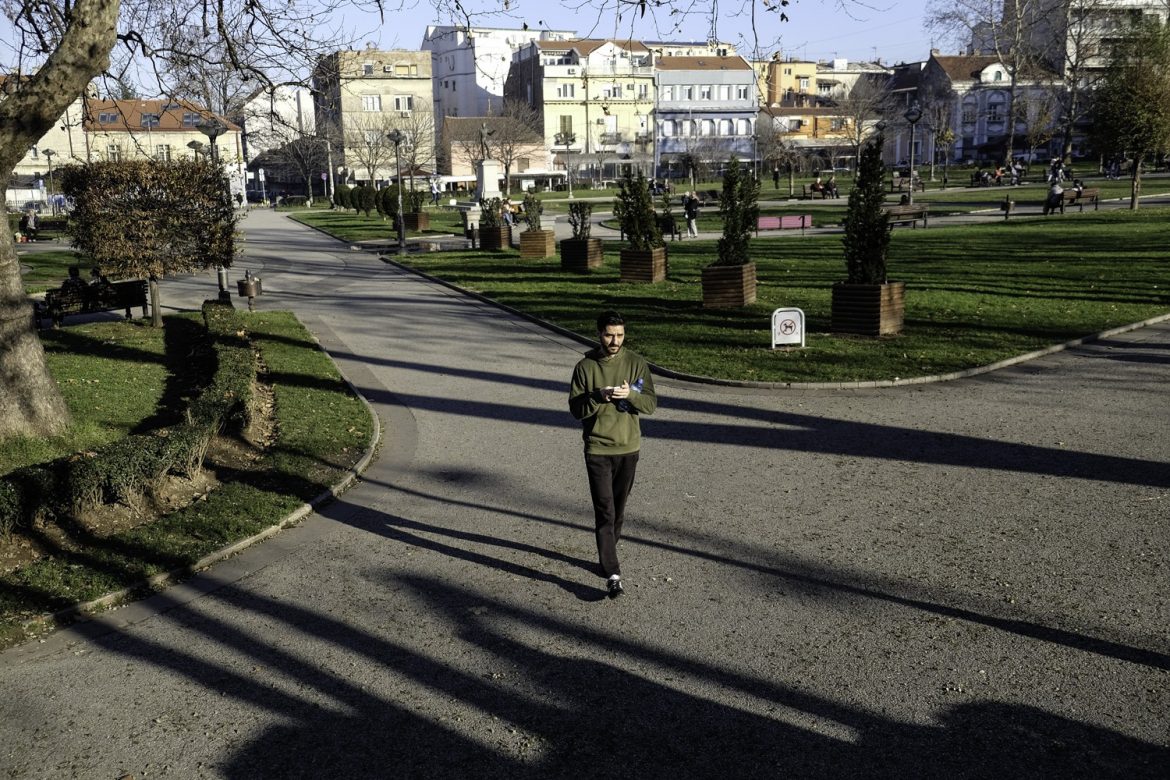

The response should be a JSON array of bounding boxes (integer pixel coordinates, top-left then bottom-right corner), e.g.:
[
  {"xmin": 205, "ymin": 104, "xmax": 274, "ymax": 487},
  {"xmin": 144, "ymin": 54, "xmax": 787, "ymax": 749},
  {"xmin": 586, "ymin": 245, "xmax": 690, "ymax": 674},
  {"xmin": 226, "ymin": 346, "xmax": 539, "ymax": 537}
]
[
  {"xmin": 737, "ymin": 119, "xmax": 751, "ymax": 135},
  {"xmin": 141, "ymin": 113, "xmax": 160, "ymax": 128},
  {"xmin": 395, "ymin": 64, "xmax": 411, "ymax": 75},
  {"xmin": 988, "ymin": 103, "xmax": 1003, "ymax": 121},
  {"xmin": 784, "ymin": 68, "xmax": 792, "ymax": 75},
  {"xmin": 993, "ymin": 71, "xmax": 1003, "ymax": 81},
  {"xmin": 681, "ymin": 86, "xmax": 693, "ymax": 100},
  {"xmin": 99, "ymin": 111, "xmax": 119, "ymax": 124},
  {"xmin": 363, "ymin": 63, "xmax": 374, "ymax": 75},
  {"xmin": 962, "ymin": 104, "xmax": 977, "ymax": 123},
  {"xmin": 701, "ymin": 119, "xmax": 714, "ymax": 136},
  {"xmin": 557, "ymin": 83, "xmax": 575, "ymax": 98},
  {"xmin": 662, "ymin": 120, "xmax": 674, "ymax": 136},
  {"xmin": 799, "ymin": 77, "xmax": 810, "ymax": 90},
  {"xmin": 700, "ymin": 85, "xmax": 712, "ymax": 100},
  {"xmin": 394, "ymin": 96, "xmax": 413, "ymax": 111},
  {"xmin": 638, "ymin": 84, "xmax": 648, "ymax": 99},
  {"xmin": 736, "ymin": 85, "xmax": 748, "ymax": 100},
  {"xmin": 156, "ymin": 144, "xmax": 172, "ymax": 161},
  {"xmin": 560, "ymin": 115, "xmax": 573, "ymax": 135},
  {"xmin": 788, "ymin": 118, "xmax": 801, "ymax": 131},
  {"xmin": 662, "ymin": 85, "xmax": 674, "ymax": 101},
  {"xmin": 108, "ymin": 144, "xmax": 122, "ymax": 162},
  {"xmin": 362, "ymin": 94, "xmax": 382, "ymax": 111},
  {"xmin": 182, "ymin": 112, "xmax": 199, "ymax": 127}
]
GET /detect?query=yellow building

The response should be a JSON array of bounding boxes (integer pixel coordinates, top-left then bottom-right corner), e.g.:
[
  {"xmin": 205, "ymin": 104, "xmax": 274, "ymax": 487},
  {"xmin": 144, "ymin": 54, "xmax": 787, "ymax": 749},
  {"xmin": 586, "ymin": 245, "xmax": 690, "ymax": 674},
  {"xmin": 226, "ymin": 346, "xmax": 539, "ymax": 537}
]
[
  {"xmin": 312, "ymin": 48, "xmax": 435, "ymax": 185},
  {"xmin": 506, "ymin": 39, "xmax": 656, "ymax": 182},
  {"xmin": 753, "ymin": 55, "xmax": 819, "ymax": 106}
]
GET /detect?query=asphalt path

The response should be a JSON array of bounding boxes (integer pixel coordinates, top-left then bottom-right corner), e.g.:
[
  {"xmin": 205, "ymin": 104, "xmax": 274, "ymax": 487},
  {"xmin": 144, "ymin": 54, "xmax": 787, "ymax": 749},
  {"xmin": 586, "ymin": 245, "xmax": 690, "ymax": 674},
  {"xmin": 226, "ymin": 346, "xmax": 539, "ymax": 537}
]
[{"xmin": 2, "ymin": 208, "xmax": 1167, "ymax": 778}]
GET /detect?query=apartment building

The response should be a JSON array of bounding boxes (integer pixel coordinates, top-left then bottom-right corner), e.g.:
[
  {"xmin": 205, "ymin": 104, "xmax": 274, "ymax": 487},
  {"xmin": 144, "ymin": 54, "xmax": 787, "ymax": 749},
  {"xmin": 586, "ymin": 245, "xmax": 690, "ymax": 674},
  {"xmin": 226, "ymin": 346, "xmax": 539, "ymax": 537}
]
[
  {"xmin": 753, "ymin": 55, "xmax": 819, "ymax": 105},
  {"xmin": 655, "ymin": 55, "xmax": 759, "ymax": 176},
  {"xmin": 312, "ymin": 47, "xmax": 434, "ymax": 185},
  {"xmin": 505, "ymin": 39, "xmax": 657, "ymax": 181},
  {"xmin": 5, "ymin": 93, "xmax": 243, "ymax": 206}
]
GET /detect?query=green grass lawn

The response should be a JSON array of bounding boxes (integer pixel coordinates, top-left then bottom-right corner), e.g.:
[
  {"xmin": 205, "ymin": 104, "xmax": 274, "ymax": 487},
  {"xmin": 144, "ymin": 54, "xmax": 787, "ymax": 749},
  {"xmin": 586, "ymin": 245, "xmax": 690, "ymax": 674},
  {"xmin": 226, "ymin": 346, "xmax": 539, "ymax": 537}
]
[
  {"xmin": 376, "ymin": 207, "xmax": 1170, "ymax": 383},
  {"xmin": 0, "ymin": 311, "xmax": 373, "ymax": 645}
]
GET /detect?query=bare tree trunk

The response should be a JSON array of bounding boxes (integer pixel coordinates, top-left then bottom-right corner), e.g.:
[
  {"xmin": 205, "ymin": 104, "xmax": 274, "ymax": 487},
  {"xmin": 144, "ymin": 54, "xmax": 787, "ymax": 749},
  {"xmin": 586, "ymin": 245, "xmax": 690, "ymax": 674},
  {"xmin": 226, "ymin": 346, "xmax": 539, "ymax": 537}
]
[{"xmin": 0, "ymin": 0, "xmax": 120, "ymax": 440}]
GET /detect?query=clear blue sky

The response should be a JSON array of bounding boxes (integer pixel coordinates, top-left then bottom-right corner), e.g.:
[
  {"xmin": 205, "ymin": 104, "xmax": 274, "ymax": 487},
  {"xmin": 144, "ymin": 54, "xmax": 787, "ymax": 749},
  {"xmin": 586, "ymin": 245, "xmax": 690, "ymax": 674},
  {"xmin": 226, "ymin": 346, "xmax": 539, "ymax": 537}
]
[{"xmin": 341, "ymin": 0, "xmax": 935, "ymax": 66}]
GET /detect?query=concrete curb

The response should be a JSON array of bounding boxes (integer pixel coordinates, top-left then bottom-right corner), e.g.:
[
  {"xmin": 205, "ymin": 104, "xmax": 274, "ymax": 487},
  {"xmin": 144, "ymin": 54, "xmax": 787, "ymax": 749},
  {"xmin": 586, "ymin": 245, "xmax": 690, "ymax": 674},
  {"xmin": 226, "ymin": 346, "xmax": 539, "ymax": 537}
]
[
  {"xmin": 378, "ymin": 253, "xmax": 1170, "ymax": 391},
  {"xmin": 19, "ymin": 337, "xmax": 383, "ymax": 637}
]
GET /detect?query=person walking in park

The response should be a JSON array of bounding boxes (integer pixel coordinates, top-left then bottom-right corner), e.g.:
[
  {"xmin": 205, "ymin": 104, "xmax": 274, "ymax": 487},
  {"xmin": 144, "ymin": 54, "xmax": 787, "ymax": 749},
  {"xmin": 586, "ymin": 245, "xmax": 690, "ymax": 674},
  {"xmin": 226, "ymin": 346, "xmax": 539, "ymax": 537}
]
[
  {"xmin": 569, "ymin": 311, "xmax": 658, "ymax": 599},
  {"xmin": 684, "ymin": 192, "xmax": 700, "ymax": 237},
  {"xmin": 772, "ymin": 168, "xmax": 780, "ymax": 189}
]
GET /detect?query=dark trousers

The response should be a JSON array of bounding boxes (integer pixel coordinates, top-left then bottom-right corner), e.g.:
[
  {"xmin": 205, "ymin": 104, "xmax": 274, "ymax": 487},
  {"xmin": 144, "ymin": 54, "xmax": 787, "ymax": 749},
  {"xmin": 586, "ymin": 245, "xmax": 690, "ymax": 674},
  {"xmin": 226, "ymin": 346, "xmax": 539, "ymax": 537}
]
[{"xmin": 585, "ymin": 452, "xmax": 639, "ymax": 578}]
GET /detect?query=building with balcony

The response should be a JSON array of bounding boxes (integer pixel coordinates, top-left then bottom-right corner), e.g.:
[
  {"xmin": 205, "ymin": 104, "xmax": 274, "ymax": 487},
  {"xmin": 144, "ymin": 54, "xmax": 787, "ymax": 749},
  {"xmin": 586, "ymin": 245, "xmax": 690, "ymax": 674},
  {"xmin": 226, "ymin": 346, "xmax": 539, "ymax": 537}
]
[
  {"xmin": 505, "ymin": 38, "xmax": 657, "ymax": 182},
  {"xmin": 312, "ymin": 47, "xmax": 434, "ymax": 185},
  {"xmin": 752, "ymin": 54, "xmax": 819, "ymax": 106},
  {"xmin": 654, "ymin": 54, "xmax": 759, "ymax": 178}
]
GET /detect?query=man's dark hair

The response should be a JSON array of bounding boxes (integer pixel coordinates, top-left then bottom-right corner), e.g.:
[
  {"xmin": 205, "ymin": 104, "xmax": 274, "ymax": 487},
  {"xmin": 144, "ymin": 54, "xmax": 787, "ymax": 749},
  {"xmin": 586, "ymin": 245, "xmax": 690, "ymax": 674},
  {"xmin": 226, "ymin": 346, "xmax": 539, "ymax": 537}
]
[{"xmin": 596, "ymin": 310, "xmax": 625, "ymax": 332}]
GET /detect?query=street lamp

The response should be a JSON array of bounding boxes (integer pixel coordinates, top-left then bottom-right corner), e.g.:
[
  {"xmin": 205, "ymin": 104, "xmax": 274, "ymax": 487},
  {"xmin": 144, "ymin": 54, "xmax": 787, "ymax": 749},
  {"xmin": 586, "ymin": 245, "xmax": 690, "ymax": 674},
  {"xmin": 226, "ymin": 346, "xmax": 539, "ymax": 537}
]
[
  {"xmin": 196, "ymin": 117, "xmax": 230, "ymax": 299},
  {"xmin": 387, "ymin": 129, "xmax": 406, "ymax": 255},
  {"xmin": 42, "ymin": 149, "xmax": 56, "ymax": 212},
  {"xmin": 554, "ymin": 132, "xmax": 575, "ymax": 199},
  {"xmin": 903, "ymin": 101, "xmax": 923, "ymax": 204},
  {"xmin": 186, "ymin": 139, "xmax": 204, "ymax": 160}
]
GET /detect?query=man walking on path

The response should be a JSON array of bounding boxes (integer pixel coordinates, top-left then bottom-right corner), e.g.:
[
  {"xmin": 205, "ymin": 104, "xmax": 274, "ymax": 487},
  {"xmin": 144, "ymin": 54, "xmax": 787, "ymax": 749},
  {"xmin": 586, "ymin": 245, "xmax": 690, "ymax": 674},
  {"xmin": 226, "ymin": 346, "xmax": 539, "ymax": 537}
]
[{"xmin": 569, "ymin": 311, "xmax": 657, "ymax": 598}]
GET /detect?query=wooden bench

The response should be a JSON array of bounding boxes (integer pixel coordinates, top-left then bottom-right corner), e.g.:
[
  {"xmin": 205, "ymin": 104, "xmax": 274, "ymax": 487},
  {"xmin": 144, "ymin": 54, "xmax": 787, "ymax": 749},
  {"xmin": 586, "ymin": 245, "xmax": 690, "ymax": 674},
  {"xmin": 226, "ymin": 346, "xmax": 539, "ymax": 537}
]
[
  {"xmin": 1039, "ymin": 187, "xmax": 1102, "ymax": 217},
  {"xmin": 801, "ymin": 184, "xmax": 832, "ymax": 199},
  {"xmin": 756, "ymin": 214, "xmax": 813, "ymax": 236},
  {"xmin": 36, "ymin": 279, "xmax": 149, "ymax": 328},
  {"xmin": 657, "ymin": 214, "xmax": 682, "ymax": 241},
  {"xmin": 891, "ymin": 176, "xmax": 926, "ymax": 193},
  {"xmin": 884, "ymin": 204, "xmax": 929, "ymax": 229},
  {"xmin": 690, "ymin": 189, "xmax": 721, "ymax": 207}
]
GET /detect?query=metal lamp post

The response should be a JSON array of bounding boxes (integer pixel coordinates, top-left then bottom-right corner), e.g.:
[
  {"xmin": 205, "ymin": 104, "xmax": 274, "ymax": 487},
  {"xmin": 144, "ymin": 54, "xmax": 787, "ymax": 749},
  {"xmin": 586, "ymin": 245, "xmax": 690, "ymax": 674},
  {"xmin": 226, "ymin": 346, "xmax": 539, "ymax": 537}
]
[
  {"xmin": 42, "ymin": 149, "xmax": 56, "ymax": 212},
  {"xmin": 186, "ymin": 140, "xmax": 203, "ymax": 160},
  {"xmin": 904, "ymin": 101, "xmax": 923, "ymax": 204},
  {"xmin": 196, "ymin": 117, "xmax": 231, "ymax": 299},
  {"xmin": 554, "ymin": 132, "xmax": 575, "ymax": 199},
  {"xmin": 387, "ymin": 129, "xmax": 406, "ymax": 255}
]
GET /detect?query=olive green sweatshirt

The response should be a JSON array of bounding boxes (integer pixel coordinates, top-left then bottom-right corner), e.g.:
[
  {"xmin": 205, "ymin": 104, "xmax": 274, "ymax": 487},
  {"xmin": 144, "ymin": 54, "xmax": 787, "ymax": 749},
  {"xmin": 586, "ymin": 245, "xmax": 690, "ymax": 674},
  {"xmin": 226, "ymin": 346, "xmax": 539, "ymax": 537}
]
[{"xmin": 568, "ymin": 346, "xmax": 657, "ymax": 455}]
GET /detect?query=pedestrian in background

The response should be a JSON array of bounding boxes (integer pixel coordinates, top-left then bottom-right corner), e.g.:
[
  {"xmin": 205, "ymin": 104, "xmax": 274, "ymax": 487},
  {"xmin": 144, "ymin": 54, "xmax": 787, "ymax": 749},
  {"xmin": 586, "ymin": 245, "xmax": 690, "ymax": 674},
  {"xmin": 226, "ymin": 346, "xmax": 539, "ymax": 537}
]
[
  {"xmin": 569, "ymin": 311, "xmax": 657, "ymax": 599},
  {"xmin": 684, "ymin": 192, "xmax": 699, "ymax": 238}
]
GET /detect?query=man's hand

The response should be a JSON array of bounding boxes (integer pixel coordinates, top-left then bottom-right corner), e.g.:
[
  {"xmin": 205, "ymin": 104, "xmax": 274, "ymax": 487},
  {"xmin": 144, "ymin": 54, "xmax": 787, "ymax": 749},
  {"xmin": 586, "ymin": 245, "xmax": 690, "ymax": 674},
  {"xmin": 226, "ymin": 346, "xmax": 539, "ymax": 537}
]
[{"xmin": 609, "ymin": 381, "xmax": 631, "ymax": 400}]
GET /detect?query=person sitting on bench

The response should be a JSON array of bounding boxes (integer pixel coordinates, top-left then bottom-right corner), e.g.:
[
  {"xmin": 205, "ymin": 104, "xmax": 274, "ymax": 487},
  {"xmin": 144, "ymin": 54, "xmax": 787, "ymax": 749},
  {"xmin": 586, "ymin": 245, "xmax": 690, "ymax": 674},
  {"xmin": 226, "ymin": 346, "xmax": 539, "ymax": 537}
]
[
  {"xmin": 810, "ymin": 177, "xmax": 825, "ymax": 197},
  {"xmin": 61, "ymin": 265, "xmax": 88, "ymax": 296},
  {"xmin": 826, "ymin": 174, "xmax": 839, "ymax": 198},
  {"xmin": 1043, "ymin": 181, "xmax": 1064, "ymax": 215}
]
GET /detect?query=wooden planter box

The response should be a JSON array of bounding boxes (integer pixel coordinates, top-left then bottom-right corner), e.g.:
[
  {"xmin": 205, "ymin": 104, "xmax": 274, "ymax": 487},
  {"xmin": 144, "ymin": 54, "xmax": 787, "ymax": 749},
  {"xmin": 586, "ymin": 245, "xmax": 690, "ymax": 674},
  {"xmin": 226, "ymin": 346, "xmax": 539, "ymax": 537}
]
[
  {"xmin": 560, "ymin": 238, "xmax": 604, "ymax": 272},
  {"xmin": 479, "ymin": 225, "xmax": 511, "ymax": 251},
  {"xmin": 520, "ymin": 229, "xmax": 555, "ymax": 259},
  {"xmin": 620, "ymin": 246, "xmax": 667, "ymax": 283},
  {"xmin": 701, "ymin": 262, "xmax": 757, "ymax": 308},
  {"xmin": 830, "ymin": 281, "xmax": 906, "ymax": 336},
  {"xmin": 403, "ymin": 212, "xmax": 429, "ymax": 231}
]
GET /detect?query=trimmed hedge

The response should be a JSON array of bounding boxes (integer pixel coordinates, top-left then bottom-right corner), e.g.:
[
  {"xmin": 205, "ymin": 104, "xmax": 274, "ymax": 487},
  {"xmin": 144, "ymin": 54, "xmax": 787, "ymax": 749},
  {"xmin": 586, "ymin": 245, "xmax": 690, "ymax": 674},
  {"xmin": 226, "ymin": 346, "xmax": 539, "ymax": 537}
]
[{"xmin": 0, "ymin": 301, "xmax": 257, "ymax": 537}]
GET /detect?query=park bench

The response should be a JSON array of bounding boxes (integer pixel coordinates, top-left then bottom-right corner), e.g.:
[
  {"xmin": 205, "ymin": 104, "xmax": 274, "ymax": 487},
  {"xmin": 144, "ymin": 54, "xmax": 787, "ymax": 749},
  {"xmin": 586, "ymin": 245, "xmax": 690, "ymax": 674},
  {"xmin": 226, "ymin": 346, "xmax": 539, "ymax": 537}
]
[
  {"xmin": 884, "ymin": 204, "xmax": 930, "ymax": 229},
  {"xmin": 690, "ymin": 189, "xmax": 721, "ymax": 207},
  {"xmin": 890, "ymin": 175, "xmax": 926, "ymax": 193},
  {"xmin": 36, "ymin": 279, "xmax": 149, "ymax": 329},
  {"xmin": 1029, "ymin": 187, "xmax": 1102, "ymax": 218},
  {"xmin": 657, "ymin": 214, "xmax": 682, "ymax": 241},
  {"xmin": 801, "ymin": 184, "xmax": 832, "ymax": 199},
  {"xmin": 756, "ymin": 214, "xmax": 813, "ymax": 236}
]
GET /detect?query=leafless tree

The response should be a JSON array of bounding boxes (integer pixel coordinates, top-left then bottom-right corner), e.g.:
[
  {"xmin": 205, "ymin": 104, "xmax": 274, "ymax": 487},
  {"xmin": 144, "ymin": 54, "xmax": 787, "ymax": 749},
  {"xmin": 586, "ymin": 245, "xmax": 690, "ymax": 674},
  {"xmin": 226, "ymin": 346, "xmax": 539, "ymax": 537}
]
[
  {"xmin": 926, "ymin": 0, "xmax": 1052, "ymax": 165},
  {"xmin": 488, "ymin": 100, "xmax": 543, "ymax": 195},
  {"xmin": 832, "ymin": 76, "xmax": 897, "ymax": 170}
]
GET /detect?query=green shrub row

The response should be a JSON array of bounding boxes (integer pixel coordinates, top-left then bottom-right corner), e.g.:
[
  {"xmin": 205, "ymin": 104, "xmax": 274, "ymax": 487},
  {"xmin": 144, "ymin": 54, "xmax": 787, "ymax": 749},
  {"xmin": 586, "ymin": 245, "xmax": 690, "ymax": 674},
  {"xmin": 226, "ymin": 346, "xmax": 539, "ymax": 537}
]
[{"xmin": 0, "ymin": 302, "xmax": 257, "ymax": 537}]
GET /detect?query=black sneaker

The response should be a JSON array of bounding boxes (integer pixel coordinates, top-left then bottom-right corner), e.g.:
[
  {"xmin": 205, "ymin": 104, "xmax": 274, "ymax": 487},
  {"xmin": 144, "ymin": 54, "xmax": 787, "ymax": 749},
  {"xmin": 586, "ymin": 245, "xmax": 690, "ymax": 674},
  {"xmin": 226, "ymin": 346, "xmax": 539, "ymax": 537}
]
[{"xmin": 607, "ymin": 578, "xmax": 625, "ymax": 599}]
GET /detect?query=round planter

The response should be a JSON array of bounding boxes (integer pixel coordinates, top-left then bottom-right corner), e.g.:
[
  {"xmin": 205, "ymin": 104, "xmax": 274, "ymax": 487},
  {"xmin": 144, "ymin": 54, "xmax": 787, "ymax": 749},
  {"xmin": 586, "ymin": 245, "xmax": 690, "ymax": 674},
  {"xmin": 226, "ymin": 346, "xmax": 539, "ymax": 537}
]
[
  {"xmin": 701, "ymin": 262, "xmax": 757, "ymax": 308},
  {"xmin": 830, "ymin": 281, "xmax": 906, "ymax": 336},
  {"xmin": 560, "ymin": 238, "xmax": 604, "ymax": 272},
  {"xmin": 520, "ymin": 229, "xmax": 555, "ymax": 259},
  {"xmin": 619, "ymin": 246, "xmax": 667, "ymax": 283}
]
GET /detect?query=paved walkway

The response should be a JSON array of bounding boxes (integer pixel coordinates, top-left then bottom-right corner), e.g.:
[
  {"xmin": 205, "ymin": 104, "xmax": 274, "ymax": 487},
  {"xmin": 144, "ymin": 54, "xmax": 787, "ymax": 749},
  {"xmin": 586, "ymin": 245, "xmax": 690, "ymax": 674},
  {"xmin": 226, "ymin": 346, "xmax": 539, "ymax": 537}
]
[{"xmin": 2, "ymin": 209, "xmax": 1167, "ymax": 777}]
